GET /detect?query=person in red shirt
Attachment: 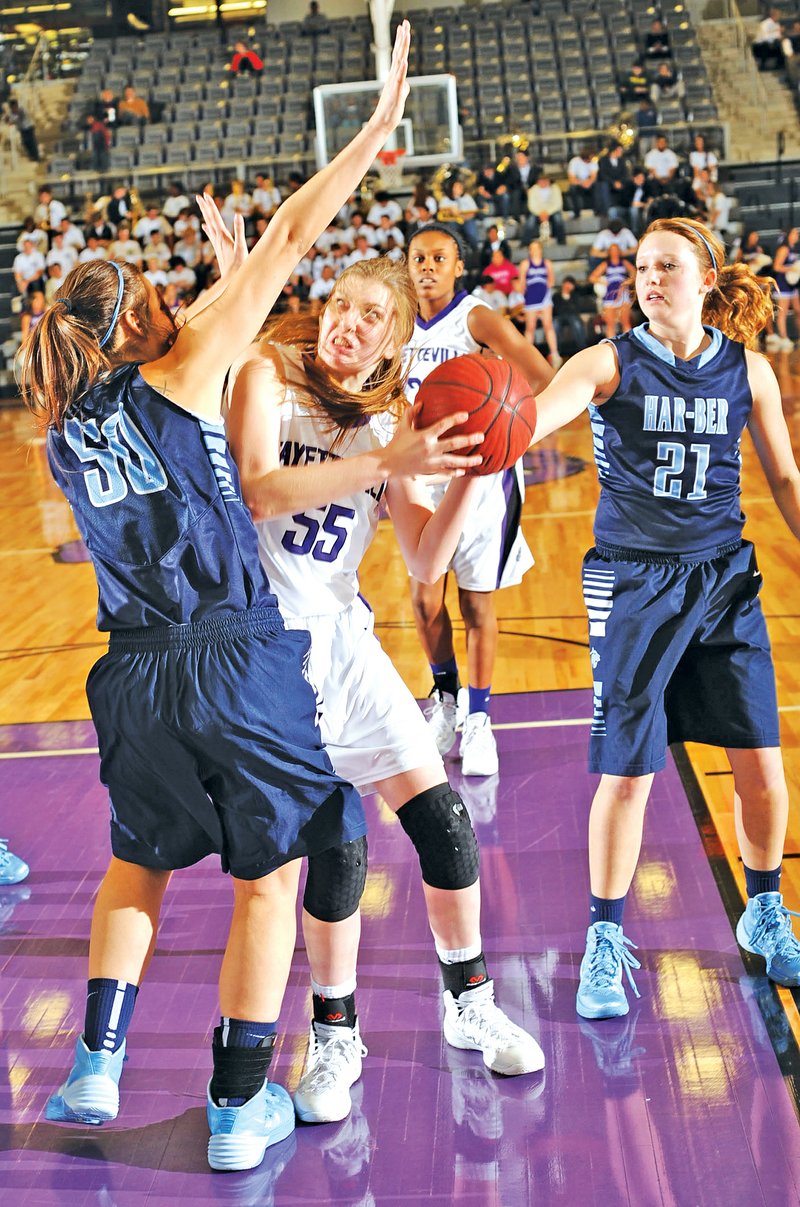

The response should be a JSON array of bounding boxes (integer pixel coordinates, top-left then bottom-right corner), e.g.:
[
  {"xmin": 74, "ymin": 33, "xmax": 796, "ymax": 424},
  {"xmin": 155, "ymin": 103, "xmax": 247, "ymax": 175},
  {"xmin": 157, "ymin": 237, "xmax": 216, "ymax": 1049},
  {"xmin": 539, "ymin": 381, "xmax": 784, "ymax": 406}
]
[
  {"xmin": 230, "ymin": 41, "xmax": 263, "ymax": 76},
  {"xmin": 482, "ymin": 247, "xmax": 519, "ymax": 295}
]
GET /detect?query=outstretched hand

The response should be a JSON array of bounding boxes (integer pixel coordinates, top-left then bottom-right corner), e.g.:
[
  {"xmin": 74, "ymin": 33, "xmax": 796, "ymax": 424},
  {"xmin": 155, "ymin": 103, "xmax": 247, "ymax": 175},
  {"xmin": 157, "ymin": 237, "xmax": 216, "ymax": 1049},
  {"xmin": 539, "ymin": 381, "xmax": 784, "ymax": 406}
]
[
  {"xmin": 386, "ymin": 407, "xmax": 483, "ymax": 479},
  {"xmin": 196, "ymin": 193, "xmax": 248, "ymax": 279},
  {"xmin": 369, "ymin": 20, "xmax": 411, "ymax": 136}
]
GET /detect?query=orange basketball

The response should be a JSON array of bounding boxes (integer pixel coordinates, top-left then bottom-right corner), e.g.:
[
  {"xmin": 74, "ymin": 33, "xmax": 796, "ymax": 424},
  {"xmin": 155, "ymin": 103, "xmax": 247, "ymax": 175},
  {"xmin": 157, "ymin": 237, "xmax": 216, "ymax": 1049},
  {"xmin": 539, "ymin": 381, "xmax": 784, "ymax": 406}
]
[{"xmin": 413, "ymin": 353, "xmax": 536, "ymax": 475}]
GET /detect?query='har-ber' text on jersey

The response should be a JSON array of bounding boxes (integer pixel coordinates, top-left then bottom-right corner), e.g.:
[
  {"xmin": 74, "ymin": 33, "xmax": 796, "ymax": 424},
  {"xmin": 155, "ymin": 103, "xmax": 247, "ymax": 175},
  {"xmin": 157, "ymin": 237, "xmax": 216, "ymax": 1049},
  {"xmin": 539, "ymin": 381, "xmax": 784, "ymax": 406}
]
[
  {"xmin": 253, "ymin": 347, "xmax": 392, "ymax": 619},
  {"xmin": 48, "ymin": 364, "xmax": 276, "ymax": 629},
  {"xmin": 590, "ymin": 325, "xmax": 752, "ymax": 555}
]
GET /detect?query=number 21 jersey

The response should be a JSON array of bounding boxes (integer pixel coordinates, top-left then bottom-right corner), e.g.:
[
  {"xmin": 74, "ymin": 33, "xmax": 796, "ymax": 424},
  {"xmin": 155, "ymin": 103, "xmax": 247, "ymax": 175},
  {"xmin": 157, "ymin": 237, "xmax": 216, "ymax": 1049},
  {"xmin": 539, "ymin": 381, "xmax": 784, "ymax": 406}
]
[{"xmin": 592, "ymin": 325, "xmax": 752, "ymax": 555}]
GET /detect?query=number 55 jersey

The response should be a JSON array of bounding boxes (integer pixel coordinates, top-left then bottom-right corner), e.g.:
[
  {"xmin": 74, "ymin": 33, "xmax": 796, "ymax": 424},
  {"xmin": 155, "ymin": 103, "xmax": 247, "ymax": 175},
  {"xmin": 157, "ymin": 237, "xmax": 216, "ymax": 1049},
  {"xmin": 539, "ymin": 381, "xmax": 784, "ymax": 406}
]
[
  {"xmin": 47, "ymin": 363, "xmax": 276, "ymax": 629},
  {"xmin": 592, "ymin": 325, "xmax": 751, "ymax": 556},
  {"xmin": 250, "ymin": 346, "xmax": 394, "ymax": 619}
]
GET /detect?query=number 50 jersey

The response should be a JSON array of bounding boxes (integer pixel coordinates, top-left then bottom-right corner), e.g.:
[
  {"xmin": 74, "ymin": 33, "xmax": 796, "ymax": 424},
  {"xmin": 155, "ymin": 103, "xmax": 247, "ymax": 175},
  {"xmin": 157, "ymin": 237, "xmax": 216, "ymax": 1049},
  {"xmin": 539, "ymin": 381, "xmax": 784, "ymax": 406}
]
[
  {"xmin": 592, "ymin": 325, "xmax": 752, "ymax": 556},
  {"xmin": 253, "ymin": 347, "xmax": 394, "ymax": 620}
]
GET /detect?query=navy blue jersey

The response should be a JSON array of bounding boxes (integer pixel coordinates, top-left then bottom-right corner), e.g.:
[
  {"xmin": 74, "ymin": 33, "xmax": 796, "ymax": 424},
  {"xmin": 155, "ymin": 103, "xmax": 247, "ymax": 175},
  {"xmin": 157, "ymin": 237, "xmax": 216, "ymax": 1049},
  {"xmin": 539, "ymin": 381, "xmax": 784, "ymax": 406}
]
[
  {"xmin": 590, "ymin": 325, "xmax": 751, "ymax": 555},
  {"xmin": 48, "ymin": 364, "xmax": 277, "ymax": 629}
]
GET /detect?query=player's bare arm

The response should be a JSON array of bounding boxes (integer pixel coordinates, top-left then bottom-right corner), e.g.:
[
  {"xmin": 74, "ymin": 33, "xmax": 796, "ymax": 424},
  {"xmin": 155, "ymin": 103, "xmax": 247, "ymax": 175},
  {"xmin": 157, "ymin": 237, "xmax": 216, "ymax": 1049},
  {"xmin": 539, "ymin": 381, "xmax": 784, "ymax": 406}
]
[
  {"xmin": 467, "ymin": 303, "xmax": 553, "ymax": 390},
  {"xmin": 530, "ymin": 341, "xmax": 620, "ymax": 444},
  {"xmin": 746, "ymin": 348, "xmax": 800, "ymax": 539}
]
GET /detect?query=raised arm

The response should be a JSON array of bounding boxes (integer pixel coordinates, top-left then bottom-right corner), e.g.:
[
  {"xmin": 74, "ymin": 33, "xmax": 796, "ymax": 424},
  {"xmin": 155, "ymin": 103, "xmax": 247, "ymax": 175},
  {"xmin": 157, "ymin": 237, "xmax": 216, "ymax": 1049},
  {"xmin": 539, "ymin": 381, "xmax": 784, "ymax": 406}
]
[
  {"xmin": 142, "ymin": 22, "xmax": 412, "ymax": 419},
  {"xmin": 746, "ymin": 349, "xmax": 800, "ymax": 541},
  {"xmin": 467, "ymin": 303, "xmax": 553, "ymax": 391}
]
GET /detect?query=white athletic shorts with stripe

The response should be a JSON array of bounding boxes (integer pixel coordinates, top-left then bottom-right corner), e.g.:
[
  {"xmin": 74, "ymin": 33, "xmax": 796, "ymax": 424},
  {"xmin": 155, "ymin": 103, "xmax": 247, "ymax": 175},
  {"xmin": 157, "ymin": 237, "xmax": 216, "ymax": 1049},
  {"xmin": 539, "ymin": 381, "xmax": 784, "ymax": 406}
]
[{"xmin": 284, "ymin": 595, "xmax": 441, "ymax": 795}]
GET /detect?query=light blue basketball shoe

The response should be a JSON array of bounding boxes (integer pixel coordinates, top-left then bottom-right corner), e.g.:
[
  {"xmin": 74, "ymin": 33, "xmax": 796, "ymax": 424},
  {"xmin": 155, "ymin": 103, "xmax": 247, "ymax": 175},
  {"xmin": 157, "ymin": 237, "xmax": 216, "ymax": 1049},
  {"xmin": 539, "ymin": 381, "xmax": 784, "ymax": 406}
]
[
  {"xmin": 736, "ymin": 891, "xmax": 800, "ymax": 987},
  {"xmin": 576, "ymin": 921, "xmax": 641, "ymax": 1019},
  {"xmin": 0, "ymin": 840, "xmax": 29, "ymax": 886},
  {"xmin": 45, "ymin": 1036, "xmax": 126, "ymax": 1124},
  {"xmin": 207, "ymin": 1078, "xmax": 295, "ymax": 1171}
]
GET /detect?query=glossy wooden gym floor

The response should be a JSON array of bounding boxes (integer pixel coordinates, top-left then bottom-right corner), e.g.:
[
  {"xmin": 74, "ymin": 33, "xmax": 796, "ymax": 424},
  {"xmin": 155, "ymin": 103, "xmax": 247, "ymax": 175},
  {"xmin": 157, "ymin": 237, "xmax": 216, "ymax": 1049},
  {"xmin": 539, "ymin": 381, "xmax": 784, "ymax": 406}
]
[{"xmin": 0, "ymin": 350, "xmax": 799, "ymax": 1205}]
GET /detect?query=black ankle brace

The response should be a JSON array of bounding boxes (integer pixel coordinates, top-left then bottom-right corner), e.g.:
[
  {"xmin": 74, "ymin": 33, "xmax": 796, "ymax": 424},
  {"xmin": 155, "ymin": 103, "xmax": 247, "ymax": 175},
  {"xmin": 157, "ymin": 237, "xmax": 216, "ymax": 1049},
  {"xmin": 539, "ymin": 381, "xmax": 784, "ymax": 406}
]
[
  {"xmin": 439, "ymin": 952, "xmax": 490, "ymax": 998},
  {"xmin": 209, "ymin": 1029, "xmax": 275, "ymax": 1105}
]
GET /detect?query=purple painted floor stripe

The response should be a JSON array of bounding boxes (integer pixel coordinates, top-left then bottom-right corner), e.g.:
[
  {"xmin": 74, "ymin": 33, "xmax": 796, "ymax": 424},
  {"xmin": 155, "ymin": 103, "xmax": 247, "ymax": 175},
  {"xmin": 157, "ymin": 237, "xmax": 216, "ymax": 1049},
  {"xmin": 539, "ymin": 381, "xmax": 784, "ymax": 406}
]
[{"xmin": 1, "ymin": 690, "xmax": 799, "ymax": 1205}]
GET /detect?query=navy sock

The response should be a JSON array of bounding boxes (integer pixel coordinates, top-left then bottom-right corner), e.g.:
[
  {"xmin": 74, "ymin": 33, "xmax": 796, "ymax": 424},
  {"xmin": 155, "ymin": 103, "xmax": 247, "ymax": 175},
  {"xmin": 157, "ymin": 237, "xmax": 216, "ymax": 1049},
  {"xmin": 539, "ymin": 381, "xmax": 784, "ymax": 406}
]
[
  {"xmin": 744, "ymin": 863, "xmax": 782, "ymax": 898},
  {"xmin": 210, "ymin": 1018, "xmax": 276, "ymax": 1107},
  {"xmin": 84, "ymin": 978, "xmax": 139, "ymax": 1053},
  {"xmin": 468, "ymin": 684, "xmax": 491, "ymax": 715},
  {"xmin": 589, "ymin": 894, "xmax": 626, "ymax": 927},
  {"xmin": 312, "ymin": 992, "xmax": 357, "ymax": 1030},
  {"xmin": 431, "ymin": 656, "xmax": 459, "ymax": 700}
]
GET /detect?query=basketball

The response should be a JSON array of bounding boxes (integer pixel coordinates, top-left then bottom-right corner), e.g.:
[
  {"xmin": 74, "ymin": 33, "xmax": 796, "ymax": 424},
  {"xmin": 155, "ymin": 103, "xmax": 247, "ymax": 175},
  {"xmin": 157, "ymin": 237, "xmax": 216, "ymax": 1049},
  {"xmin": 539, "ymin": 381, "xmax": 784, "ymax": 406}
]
[{"xmin": 413, "ymin": 353, "xmax": 537, "ymax": 476}]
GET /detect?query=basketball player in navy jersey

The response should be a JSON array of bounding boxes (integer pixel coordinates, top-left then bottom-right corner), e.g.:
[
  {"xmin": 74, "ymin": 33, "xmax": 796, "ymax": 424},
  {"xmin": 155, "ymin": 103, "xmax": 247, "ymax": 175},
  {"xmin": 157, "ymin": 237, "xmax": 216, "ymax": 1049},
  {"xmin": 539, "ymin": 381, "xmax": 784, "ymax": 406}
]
[
  {"xmin": 222, "ymin": 255, "xmax": 545, "ymax": 1128},
  {"xmin": 771, "ymin": 226, "xmax": 800, "ymax": 350},
  {"xmin": 404, "ymin": 223, "xmax": 552, "ymax": 777},
  {"xmin": 17, "ymin": 25, "xmax": 414, "ymax": 1172},
  {"xmin": 527, "ymin": 216, "xmax": 800, "ymax": 1018}
]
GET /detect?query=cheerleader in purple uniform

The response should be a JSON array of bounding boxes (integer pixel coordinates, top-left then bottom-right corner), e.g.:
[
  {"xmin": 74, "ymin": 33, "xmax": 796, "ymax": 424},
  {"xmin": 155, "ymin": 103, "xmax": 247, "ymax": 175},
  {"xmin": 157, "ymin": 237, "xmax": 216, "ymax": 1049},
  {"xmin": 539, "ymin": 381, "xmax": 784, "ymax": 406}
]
[
  {"xmin": 516, "ymin": 239, "xmax": 561, "ymax": 366},
  {"xmin": 589, "ymin": 243, "xmax": 635, "ymax": 339}
]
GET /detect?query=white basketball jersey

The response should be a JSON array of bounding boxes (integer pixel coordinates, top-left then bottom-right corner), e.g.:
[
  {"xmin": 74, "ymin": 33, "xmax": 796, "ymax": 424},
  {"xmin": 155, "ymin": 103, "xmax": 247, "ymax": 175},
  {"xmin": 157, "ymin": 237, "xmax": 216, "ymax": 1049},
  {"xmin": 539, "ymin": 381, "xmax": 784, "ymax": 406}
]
[{"xmin": 254, "ymin": 347, "xmax": 393, "ymax": 618}]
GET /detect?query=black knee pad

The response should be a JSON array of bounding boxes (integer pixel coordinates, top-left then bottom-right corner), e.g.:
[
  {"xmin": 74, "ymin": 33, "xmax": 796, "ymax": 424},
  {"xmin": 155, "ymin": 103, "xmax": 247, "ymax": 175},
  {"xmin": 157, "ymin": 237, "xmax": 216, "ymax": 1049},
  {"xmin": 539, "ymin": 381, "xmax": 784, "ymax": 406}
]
[
  {"xmin": 303, "ymin": 836, "xmax": 368, "ymax": 923},
  {"xmin": 397, "ymin": 783, "xmax": 480, "ymax": 890}
]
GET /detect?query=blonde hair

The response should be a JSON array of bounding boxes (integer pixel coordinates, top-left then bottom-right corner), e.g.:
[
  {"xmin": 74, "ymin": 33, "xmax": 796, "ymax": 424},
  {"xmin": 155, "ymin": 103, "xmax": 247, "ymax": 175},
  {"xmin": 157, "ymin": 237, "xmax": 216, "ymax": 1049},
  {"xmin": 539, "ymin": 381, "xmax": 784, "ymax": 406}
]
[
  {"xmin": 643, "ymin": 217, "xmax": 774, "ymax": 348},
  {"xmin": 263, "ymin": 256, "xmax": 417, "ymax": 444},
  {"xmin": 18, "ymin": 260, "xmax": 151, "ymax": 432}
]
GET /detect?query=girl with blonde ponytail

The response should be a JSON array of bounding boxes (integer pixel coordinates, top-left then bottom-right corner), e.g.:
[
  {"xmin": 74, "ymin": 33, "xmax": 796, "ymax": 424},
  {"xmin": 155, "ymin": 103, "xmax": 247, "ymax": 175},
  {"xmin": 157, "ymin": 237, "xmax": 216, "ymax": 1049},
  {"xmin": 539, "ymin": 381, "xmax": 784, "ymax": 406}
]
[{"xmin": 525, "ymin": 215, "xmax": 800, "ymax": 1021}]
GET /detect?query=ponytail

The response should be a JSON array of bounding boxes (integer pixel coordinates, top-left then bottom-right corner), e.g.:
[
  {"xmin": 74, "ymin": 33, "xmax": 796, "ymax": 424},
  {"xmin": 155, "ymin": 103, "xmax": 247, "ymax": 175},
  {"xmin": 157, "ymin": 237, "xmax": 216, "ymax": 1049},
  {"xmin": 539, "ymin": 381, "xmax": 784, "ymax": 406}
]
[
  {"xmin": 18, "ymin": 260, "xmax": 150, "ymax": 432},
  {"xmin": 643, "ymin": 217, "xmax": 773, "ymax": 349}
]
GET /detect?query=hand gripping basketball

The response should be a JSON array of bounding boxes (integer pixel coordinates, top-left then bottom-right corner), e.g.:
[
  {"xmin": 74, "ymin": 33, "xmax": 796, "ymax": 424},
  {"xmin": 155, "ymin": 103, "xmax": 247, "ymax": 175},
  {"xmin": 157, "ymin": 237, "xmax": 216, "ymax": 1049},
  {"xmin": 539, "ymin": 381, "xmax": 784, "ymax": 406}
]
[{"xmin": 413, "ymin": 353, "xmax": 537, "ymax": 476}]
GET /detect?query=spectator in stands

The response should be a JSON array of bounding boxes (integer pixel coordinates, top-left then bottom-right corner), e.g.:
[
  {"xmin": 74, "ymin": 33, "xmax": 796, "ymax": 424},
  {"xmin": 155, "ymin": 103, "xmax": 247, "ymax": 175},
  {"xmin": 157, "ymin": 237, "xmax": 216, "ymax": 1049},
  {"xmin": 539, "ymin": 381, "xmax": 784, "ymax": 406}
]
[
  {"xmin": 589, "ymin": 217, "xmax": 638, "ymax": 271},
  {"xmin": 107, "ymin": 185, "xmax": 133, "ymax": 228},
  {"xmin": 221, "ymin": 179, "xmax": 253, "ymax": 231},
  {"xmin": 252, "ymin": 173, "xmax": 281, "ymax": 218},
  {"xmin": 108, "ymin": 225, "xmax": 143, "ymax": 268},
  {"xmin": 20, "ymin": 290, "xmax": 47, "ymax": 342},
  {"xmin": 144, "ymin": 255, "xmax": 168, "ymax": 289},
  {"xmin": 481, "ymin": 247, "xmax": 518, "ymax": 295},
  {"xmin": 597, "ymin": 142, "xmax": 631, "ymax": 220},
  {"xmin": 44, "ymin": 262, "xmax": 63, "ymax": 305},
  {"xmin": 16, "ymin": 216, "xmax": 47, "ymax": 256},
  {"xmin": 87, "ymin": 112, "xmax": 111, "ymax": 172},
  {"xmin": 567, "ymin": 147, "xmax": 599, "ymax": 219},
  {"xmin": 689, "ymin": 133, "xmax": 718, "ymax": 187},
  {"xmin": 552, "ymin": 276, "xmax": 587, "ymax": 355},
  {"xmin": 142, "ymin": 230, "xmax": 172, "ymax": 268},
  {"xmin": 644, "ymin": 134, "xmax": 680, "ymax": 187},
  {"xmin": 620, "ymin": 166, "xmax": 657, "ymax": 237},
  {"xmin": 634, "ymin": 96, "xmax": 659, "ymax": 138},
  {"xmin": 706, "ymin": 174, "xmax": 734, "ymax": 236},
  {"xmin": 644, "ymin": 18, "xmax": 672, "ymax": 61},
  {"xmin": 479, "ymin": 223, "xmax": 512, "ymax": 268},
  {"xmin": 118, "ymin": 85, "xmax": 150, "ymax": 126},
  {"xmin": 734, "ymin": 228, "xmax": 772, "ymax": 275},
  {"xmin": 78, "ymin": 234, "xmax": 107, "ymax": 263},
  {"xmin": 374, "ymin": 213, "xmax": 405, "ymax": 249},
  {"xmin": 472, "ymin": 273, "xmax": 507, "ymax": 313},
  {"xmin": 772, "ymin": 227, "xmax": 800, "ymax": 347},
  {"xmin": 173, "ymin": 226, "xmax": 203, "ymax": 269},
  {"xmin": 475, "ymin": 163, "xmax": 511, "ymax": 219},
  {"xmin": 436, "ymin": 177, "xmax": 480, "ymax": 247},
  {"xmin": 620, "ymin": 61, "xmax": 650, "ymax": 105},
  {"xmin": 46, "ymin": 232, "xmax": 78, "ymax": 277},
  {"xmin": 34, "ymin": 187, "xmax": 67, "ymax": 240},
  {"xmin": 14, "ymin": 238, "xmax": 46, "ymax": 294},
  {"xmin": 162, "ymin": 182, "xmax": 190, "ymax": 222},
  {"xmin": 367, "ymin": 189, "xmax": 404, "ymax": 226},
  {"xmin": 93, "ymin": 87, "xmax": 118, "ymax": 129},
  {"xmin": 5, "ymin": 98, "xmax": 39, "ymax": 161},
  {"xmin": 343, "ymin": 210, "xmax": 377, "ymax": 246},
  {"xmin": 84, "ymin": 210, "xmax": 115, "ymax": 246},
  {"xmin": 782, "ymin": 18, "xmax": 800, "ymax": 84},
  {"xmin": 650, "ymin": 61, "xmax": 684, "ymax": 102},
  {"xmin": 406, "ymin": 179, "xmax": 438, "ymax": 219},
  {"xmin": 301, "ymin": 1, "xmax": 330, "ymax": 36},
  {"xmin": 525, "ymin": 171, "xmax": 566, "ymax": 244},
  {"xmin": 160, "ymin": 279, "xmax": 181, "ymax": 315},
  {"xmin": 502, "ymin": 147, "xmax": 534, "ymax": 222},
  {"xmin": 752, "ymin": 7, "xmax": 785, "ymax": 71},
  {"xmin": 168, "ymin": 254, "xmax": 197, "ymax": 298},
  {"xmin": 172, "ymin": 205, "xmax": 201, "ymax": 241},
  {"xmin": 229, "ymin": 40, "xmax": 263, "ymax": 77},
  {"xmin": 345, "ymin": 233, "xmax": 379, "ymax": 267},
  {"xmin": 308, "ymin": 263, "xmax": 337, "ymax": 312},
  {"xmin": 691, "ymin": 167, "xmax": 715, "ymax": 219},
  {"xmin": 134, "ymin": 205, "xmax": 172, "ymax": 245}
]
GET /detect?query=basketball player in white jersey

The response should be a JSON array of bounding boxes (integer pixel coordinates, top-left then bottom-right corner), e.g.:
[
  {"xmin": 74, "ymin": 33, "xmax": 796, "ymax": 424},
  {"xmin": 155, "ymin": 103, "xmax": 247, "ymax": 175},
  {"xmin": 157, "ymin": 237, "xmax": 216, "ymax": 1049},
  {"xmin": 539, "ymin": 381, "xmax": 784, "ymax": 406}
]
[
  {"xmin": 224, "ymin": 256, "xmax": 545, "ymax": 1130},
  {"xmin": 404, "ymin": 223, "xmax": 552, "ymax": 776}
]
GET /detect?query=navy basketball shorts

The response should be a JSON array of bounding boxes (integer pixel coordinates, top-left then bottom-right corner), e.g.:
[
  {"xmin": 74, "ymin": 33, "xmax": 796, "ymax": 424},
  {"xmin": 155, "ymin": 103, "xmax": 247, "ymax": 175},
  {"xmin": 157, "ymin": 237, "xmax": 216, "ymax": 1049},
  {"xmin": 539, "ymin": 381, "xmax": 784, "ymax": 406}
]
[
  {"xmin": 582, "ymin": 540, "xmax": 781, "ymax": 777},
  {"xmin": 86, "ymin": 607, "xmax": 366, "ymax": 879}
]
